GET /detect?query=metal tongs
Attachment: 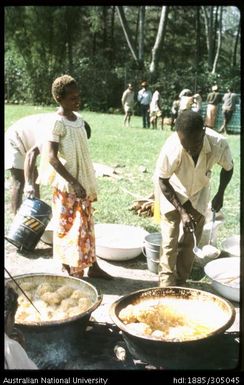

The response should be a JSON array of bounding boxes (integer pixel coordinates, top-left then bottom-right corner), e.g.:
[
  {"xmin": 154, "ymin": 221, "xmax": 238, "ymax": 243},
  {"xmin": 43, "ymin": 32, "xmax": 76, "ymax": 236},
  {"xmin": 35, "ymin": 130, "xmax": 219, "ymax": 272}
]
[{"xmin": 5, "ymin": 267, "xmax": 40, "ymax": 314}]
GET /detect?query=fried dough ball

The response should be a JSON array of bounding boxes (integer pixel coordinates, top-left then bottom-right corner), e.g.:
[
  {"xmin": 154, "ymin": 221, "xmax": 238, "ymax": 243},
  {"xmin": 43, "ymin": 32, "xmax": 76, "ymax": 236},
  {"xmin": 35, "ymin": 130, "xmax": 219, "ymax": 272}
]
[
  {"xmin": 67, "ymin": 306, "xmax": 83, "ymax": 318},
  {"xmin": 151, "ymin": 329, "xmax": 165, "ymax": 339},
  {"xmin": 118, "ymin": 304, "xmax": 138, "ymax": 324},
  {"xmin": 70, "ymin": 289, "xmax": 84, "ymax": 300},
  {"xmin": 78, "ymin": 297, "xmax": 93, "ymax": 311},
  {"xmin": 15, "ymin": 309, "xmax": 30, "ymax": 322},
  {"xmin": 40, "ymin": 291, "xmax": 62, "ymax": 305},
  {"xmin": 24, "ymin": 312, "xmax": 42, "ymax": 323},
  {"xmin": 56, "ymin": 285, "xmax": 74, "ymax": 300},
  {"xmin": 60, "ymin": 298, "xmax": 78, "ymax": 311},
  {"xmin": 36, "ymin": 282, "xmax": 55, "ymax": 297},
  {"xmin": 52, "ymin": 311, "xmax": 67, "ymax": 321},
  {"xmin": 18, "ymin": 294, "xmax": 33, "ymax": 307},
  {"xmin": 126, "ymin": 322, "xmax": 152, "ymax": 336}
]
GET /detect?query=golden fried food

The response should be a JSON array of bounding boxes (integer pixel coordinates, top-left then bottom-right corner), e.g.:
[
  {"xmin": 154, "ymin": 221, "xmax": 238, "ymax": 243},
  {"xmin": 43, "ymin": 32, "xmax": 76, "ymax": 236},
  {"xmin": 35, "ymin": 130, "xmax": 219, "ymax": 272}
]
[
  {"xmin": 67, "ymin": 306, "xmax": 83, "ymax": 318},
  {"xmin": 78, "ymin": 297, "xmax": 93, "ymax": 311},
  {"xmin": 59, "ymin": 298, "xmax": 78, "ymax": 311},
  {"xmin": 70, "ymin": 289, "xmax": 85, "ymax": 300},
  {"xmin": 36, "ymin": 282, "xmax": 55, "ymax": 296},
  {"xmin": 41, "ymin": 291, "xmax": 62, "ymax": 305},
  {"xmin": 126, "ymin": 322, "xmax": 152, "ymax": 336},
  {"xmin": 118, "ymin": 304, "xmax": 138, "ymax": 324},
  {"xmin": 118, "ymin": 299, "xmax": 222, "ymax": 342},
  {"xmin": 56, "ymin": 285, "xmax": 74, "ymax": 299}
]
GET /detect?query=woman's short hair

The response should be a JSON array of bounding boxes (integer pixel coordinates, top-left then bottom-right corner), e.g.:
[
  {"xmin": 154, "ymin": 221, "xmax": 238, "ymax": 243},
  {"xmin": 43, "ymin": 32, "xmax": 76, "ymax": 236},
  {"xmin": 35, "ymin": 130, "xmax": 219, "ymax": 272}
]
[
  {"xmin": 4, "ymin": 285, "xmax": 18, "ymax": 322},
  {"xmin": 52, "ymin": 75, "xmax": 77, "ymax": 103}
]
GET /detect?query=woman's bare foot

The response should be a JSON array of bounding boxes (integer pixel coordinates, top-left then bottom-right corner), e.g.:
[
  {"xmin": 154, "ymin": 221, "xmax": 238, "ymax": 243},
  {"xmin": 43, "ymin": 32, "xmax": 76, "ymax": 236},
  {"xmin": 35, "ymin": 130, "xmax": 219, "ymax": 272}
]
[
  {"xmin": 62, "ymin": 264, "xmax": 84, "ymax": 279},
  {"xmin": 69, "ymin": 267, "xmax": 84, "ymax": 279},
  {"xmin": 62, "ymin": 264, "xmax": 70, "ymax": 274},
  {"xmin": 87, "ymin": 261, "xmax": 113, "ymax": 279}
]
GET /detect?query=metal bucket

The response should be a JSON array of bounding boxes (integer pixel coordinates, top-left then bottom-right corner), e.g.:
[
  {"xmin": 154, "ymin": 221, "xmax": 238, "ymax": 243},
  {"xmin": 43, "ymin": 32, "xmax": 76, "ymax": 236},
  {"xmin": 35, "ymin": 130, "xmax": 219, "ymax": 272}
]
[
  {"xmin": 142, "ymin": 233, "xmax": 162, "ymax": 274},
  {"xmin": 5, "ymin": 198, "xmax": 52, "ymax": 252}
]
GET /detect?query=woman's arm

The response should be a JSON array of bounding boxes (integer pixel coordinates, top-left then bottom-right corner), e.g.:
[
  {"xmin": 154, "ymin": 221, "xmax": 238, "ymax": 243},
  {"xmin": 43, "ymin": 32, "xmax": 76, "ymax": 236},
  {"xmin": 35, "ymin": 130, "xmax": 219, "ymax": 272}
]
[{"xmin": 47, "ymin": 141, "xmax": 86, "ymax": 199}]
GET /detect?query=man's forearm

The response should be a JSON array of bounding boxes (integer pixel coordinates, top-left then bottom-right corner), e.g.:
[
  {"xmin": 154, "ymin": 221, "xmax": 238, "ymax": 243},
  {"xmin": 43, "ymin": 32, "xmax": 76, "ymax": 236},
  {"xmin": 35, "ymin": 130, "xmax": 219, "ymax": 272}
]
[
  {"xmin": 217, "ymin": 167, "xmax": 233, "ymax": 195},
  {"xmin": 159, "ymin": 177, "xmax": 186, "ymax": 214}
]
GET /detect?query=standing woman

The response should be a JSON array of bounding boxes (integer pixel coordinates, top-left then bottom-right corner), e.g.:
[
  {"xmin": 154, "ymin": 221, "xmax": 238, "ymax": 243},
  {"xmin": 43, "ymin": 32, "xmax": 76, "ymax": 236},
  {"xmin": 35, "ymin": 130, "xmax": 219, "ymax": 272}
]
[{"xmin": 38, "ymin": 75, "xmax": 111, "ymax": 279}]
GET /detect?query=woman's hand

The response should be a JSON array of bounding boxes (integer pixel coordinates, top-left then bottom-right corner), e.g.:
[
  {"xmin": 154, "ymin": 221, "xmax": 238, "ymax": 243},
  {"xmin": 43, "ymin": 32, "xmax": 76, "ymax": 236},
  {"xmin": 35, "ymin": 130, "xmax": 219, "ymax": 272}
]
[{"xmin": 71, "ymin": 180, "xmax": 86, "ymax": 199}]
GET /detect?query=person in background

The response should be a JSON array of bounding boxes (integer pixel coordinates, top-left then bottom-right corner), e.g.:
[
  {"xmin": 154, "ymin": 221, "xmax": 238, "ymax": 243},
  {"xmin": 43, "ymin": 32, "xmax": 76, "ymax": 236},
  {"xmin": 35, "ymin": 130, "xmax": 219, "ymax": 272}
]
[
  {"xmin": 149, "ymin": 87, "xmax": 162, "ymax": 129},
  {"xmin": 137, "ymin": 81, "xmax": 152, "ymax": 128},
  {"xmin": 178, "ymin": 89, "xmax": 193, "ymax": 113},
  {"xmin": 204, "ymin": 85, "xmax": 222, "ymax": 129},
  {"xmin": 153, "ymin": 110, "xmax": 233, "ymax": 287},
  {"xmin": 121, "ymin": 83, "xmax": 135, "ymax": 127},
  {"xmin": 5, "ymin": 113, "xmax": 92, "ymax": 215},
  {"xmin": 192, "ymin": 90, "xmax": 202, "ymax": 114},
  {"xmin": 4, "ymin": 284, "xmax": 38, "ymax": 369},
  {"xmin": 4, "ymin": 114, "xmax": 44, "ymax": 214},
  {"xmin": 25, "ymin": 74, "xmax": 111, "ymax": 279},
  {"xmin": 170, "ymin": 95, "xmax": 180, "ymax": 131},
  {"xmin": 219, "ymin": 87, "xmax": 238, "ymax": 134}
]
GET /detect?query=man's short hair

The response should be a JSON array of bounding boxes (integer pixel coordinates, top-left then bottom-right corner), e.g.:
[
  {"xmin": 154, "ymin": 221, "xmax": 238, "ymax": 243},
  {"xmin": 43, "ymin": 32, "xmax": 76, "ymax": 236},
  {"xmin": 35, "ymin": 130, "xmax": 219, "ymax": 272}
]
[{"xmin": 175, "ymin": 110, "xmax": 204, "ymax": 135}]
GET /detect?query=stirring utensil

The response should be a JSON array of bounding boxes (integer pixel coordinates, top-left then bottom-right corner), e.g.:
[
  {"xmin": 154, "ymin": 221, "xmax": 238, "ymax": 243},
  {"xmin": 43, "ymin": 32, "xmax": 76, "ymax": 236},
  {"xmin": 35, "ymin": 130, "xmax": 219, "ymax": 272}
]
[
  {"xmin": 208, "ymin": 210, "xmax": 216, "ymax": 245},
  {"xmin": 4, "ymin": 267, "xmax": 41, "ymax": 314}
]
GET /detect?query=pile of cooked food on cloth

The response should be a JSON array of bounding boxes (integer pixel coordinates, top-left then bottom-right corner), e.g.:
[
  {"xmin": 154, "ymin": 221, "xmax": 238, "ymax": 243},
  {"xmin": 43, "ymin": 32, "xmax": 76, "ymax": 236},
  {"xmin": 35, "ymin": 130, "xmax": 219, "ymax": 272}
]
[
  {"xmin": 15, "ymin": 281, "xmax": 93, "ymax": 323},
  {"xmin": 118, "ymin": 297, "xmax": 229, "ymax": 342}
]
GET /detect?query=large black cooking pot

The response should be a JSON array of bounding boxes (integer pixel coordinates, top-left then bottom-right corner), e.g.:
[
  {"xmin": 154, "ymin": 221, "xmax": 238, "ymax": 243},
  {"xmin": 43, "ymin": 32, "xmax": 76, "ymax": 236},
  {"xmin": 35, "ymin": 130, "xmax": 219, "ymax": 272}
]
[
  {"xmin": 6, "ymin": 273, "xmax": 102, "ymax": 368},
  {"xmin": 110, "ymin": 287, "xmax": 236, "ymax": 369}
]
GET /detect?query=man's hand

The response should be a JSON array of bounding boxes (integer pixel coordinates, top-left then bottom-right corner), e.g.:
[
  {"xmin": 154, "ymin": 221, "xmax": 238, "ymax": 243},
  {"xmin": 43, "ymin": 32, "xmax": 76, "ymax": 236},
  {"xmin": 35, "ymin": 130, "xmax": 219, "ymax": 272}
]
[
  {"xmin": 211, "ymin": 192, "xmax": 224, "ymax": 212},
  {"xmin": 24, "ymin": 183, "xmax": 35, "ymax": 199},
  {"xmin": 180, "ymin": 209, "xmax": 196, "ymax": 232}
]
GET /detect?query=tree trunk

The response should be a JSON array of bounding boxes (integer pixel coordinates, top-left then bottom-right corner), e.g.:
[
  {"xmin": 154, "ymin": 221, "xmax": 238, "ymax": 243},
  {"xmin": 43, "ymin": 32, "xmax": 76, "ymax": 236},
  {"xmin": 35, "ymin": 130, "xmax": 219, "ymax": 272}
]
[
  {"xmin": 232, "ymin": 19, "xmax": 240, "ymax": 67},
  {"xmin": 194, "ymin": 6, "xmax": 200, "ymax": 91},
  {"xmin": 149, "ymin": 6, "xmax": 168, "ymax": 77},
  {"xmin": 103, "ymin": 6, "xmax": 108, "ymax": 49},
  {"xmin": 138, "ymin": 6, "xmax": 145, "ymax": 64},
  {"xmin": 211, "ymin": 7, "xmax": 223, "ymax": 74},
  {"xmin": 202, "ymin": 6, "xmax": 216, "ymax": 70},
  {"xmin": 116, "ymin": 6, "xmax": 139, "ymax": 65}
]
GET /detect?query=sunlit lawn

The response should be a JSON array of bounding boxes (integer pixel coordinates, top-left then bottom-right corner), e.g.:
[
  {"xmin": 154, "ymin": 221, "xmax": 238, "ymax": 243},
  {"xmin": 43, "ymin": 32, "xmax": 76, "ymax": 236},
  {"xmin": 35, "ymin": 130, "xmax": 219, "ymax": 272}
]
[{"xmin": 5, "ymin": 104, "xmax": 240, "ymax": 248}]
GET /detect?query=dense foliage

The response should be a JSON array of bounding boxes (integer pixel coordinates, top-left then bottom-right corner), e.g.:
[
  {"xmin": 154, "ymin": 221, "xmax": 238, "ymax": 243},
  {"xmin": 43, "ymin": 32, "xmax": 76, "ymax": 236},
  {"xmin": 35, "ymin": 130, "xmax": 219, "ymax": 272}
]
[{"xmin": 4, "ymin": 5, "xmax": 240, "ymax": 113}]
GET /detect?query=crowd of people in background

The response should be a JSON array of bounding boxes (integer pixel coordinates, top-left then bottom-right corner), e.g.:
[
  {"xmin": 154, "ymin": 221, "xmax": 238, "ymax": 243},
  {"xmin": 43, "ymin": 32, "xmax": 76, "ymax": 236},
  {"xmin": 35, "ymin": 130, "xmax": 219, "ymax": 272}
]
[
  {"xmin": 5, "ymin": 75, "xmax": 238, "ymax": 369},
  {"xmin": 121, "ymin": 81, "xmax": 239, "ymax": 133}
]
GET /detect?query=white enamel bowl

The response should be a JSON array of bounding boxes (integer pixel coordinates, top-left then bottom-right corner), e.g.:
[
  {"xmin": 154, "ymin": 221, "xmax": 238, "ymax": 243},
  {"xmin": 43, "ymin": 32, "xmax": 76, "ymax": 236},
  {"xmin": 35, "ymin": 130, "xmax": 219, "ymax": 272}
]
[
  {"xmin": 204, "ymin": 257, "xmax": 240, "ymax": 302},
  {"xmin": 95, "ymin": 223, "xmax": 149, "ymax": 261}
]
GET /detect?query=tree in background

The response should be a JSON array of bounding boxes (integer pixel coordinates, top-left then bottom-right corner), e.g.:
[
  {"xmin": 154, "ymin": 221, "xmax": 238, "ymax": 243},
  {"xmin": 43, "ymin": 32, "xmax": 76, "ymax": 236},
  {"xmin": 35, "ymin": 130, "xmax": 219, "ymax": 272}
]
[{"xmin": 4, "ymin": 5, "xmax": 240, "ymax": 112}]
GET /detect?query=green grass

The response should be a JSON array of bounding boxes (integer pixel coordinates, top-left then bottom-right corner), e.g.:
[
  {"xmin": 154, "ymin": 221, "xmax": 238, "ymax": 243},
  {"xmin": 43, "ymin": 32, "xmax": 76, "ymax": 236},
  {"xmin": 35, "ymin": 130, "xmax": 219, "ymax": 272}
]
[{"xmin": 5, "ymin": 104, "xmax": 240, "ymax": 247}]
